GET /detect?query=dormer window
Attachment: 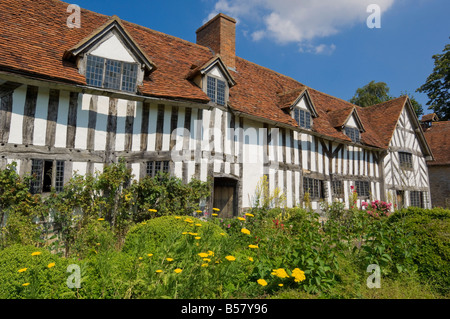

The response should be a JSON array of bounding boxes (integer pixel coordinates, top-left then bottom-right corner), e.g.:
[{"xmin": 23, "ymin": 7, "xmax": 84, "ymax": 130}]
[
  {"xmin": 294, "ymin": 108, "xmax": 312, "ymax": 129},
  {"xmin": 207, "ymin": 76, "xmax": 226, "ymax": 105},
  {"xmin": 86, "ymin": 55, "xmax": 139, "ymax": 93},
  {"xmin": 345, "ymin": 126, "xmax": 360, "ymax": 143}
]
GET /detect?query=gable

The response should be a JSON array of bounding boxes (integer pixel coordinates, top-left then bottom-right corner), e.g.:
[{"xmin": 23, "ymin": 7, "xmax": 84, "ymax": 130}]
[
  {"xmin": 389, "ymin": 100, "xmax": 433, "ymax": 160},
  {"xmin": 89, "ymin": 33, "xmax": 136, "ymax": 63}
]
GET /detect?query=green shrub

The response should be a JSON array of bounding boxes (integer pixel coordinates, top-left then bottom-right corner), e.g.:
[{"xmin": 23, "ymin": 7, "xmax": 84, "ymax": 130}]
[
  {"xmin": 388, "ymin": 207, "xmax": 450, "ymax": 294},
  {"xmin": 0, "ymin": 245, "xmax": 76, "ymax": 299},
  {"xmin": 122, "ymin": 216, "xmax": 226, "ymax": 257}
]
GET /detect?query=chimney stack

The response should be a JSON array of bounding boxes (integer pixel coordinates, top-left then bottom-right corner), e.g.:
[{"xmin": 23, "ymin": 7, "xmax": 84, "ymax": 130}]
[{"xmin": 196, "ymin": 13, "xmax": 236, "ymax": 70}]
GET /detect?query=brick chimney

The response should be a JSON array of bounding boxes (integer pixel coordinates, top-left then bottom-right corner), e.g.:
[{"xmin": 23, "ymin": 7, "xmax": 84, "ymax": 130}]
[{"xmin": 196, "ymin": 13, "xmax": 236, "ymax": 70}]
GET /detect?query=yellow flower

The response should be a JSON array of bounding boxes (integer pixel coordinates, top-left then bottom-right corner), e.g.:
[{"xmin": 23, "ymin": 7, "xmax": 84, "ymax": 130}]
[
  {"xmin": 248, "ymin": 257, "xmax": 254, "ymax": 262},
  {"xmin": 292, "ymin": 268, "xmax": 306, "ymax": 282},
  {"xmin": 196, "ymin": 210, "xmax": 203, "ymax": 213},
  {"xmin": 212, "ymin": 208, "xmax": 220, "ymax": 212},
  {"xmin": 241, "ymin": 228, "xmax": 251, "ymax": 235},
  {"xmin": 138, "ymin": 257, "xmax": 143, "ymax": 260},
  {"xmin": 184, "ymin": 218, "xmax": 194, "ymax": 223},
  {"xmin": 141, "ymin": 222, "xmax": 147, "ymax": 225},
  {"xmin": 203, "ymin": 258, "xmax": 211, "ymax": 262},
  {"xmin": 278, "ymin": 284, "xmax": 284, "ymax": 287},
  {"xmin": 220, "ymin": 233, "xmax": 226, "ymax": 236},
  {"xmin": 31, "ymin": 252, "xmax": 41, "ymax": 256},
  {"xmin": 47, "ymin": 263, "xmax": 55, "ymax": 269},
  {"xmin": 175, "ymin": 216, "xmax": 181, "ymax": 219},
  {"xmin": 148, "ymin": 209, "xmax": 157, "ymax": 213},
  {"xmin": 271, "ymin": 268, "xmax": 290, "ymax": 279},
  {"xmin": 22, "ymin": 283, "xmax": 30, "ymax": 287},
  {"xmin": 97, "ymin": 218, "xmax": 105, "ymax": 221},
  {"xmin": 96, "ymin": 243, "xmax": 101, "ymax": 246},
  {"xmin": 156, "ymin": 270, "xmax": 163, "ymax": 273},
  {"xmin": 189, "ymin": 232, "xmax": 198, "ymax": 236},
  {"xmin": 166, "ymin": 258, "xmax": 174, "ymax": 262},
  {"xmin": 257, "ymin": 279, "xmax": 268, "ymax": 286},
  {"xmin": 147, "ymin": 254, "xmax": 153, "ymax": 257},
  {"xmin": 248, "ymin": 244, "xmax": 259, "ymax": 249},
  {"xmin": 198, "ymin": 253, "xmax": 209, "ymax": 258},
  {"xmin": 174, "ymin": 268, "xmax": 183, "ymax": 274},
  {"xmin": 212, "ymin": 213, "xmax": 218, "ymax": 217},
  {"xmin": 245, "ymin": 213, "xmax": 254, "ymax": 217},
  {"xmin": 237, "ymin": 217, "xmax": 245, "ymax": 221},
  {"xmin": 195, "ymin": 223, "xmax": 202, "ymax": 227},
  {"xmin": 201, "ymin": 263, "xmax": 208, "ymax": 267},
  {"xmin": 18, "ymin": 268, "xmax": 27, "ymax": 273},
  {"xmin": 207, "ymin": 250, "xmax": 214, "ymax": 256},
  {"xmin": 182, "ymin": 232, "xmax": 188, "ymax": 235},
  {"xmin": 225, "ymin": 256, "xmax": 236, "ymax": 261},
  {"xmin": 195, "ymin": 236, "xmax": 201, "ymax": 240}
]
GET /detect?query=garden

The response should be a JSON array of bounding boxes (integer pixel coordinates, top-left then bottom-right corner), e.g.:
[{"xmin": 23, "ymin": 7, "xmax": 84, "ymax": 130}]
[{"xmin": 0, "ymin": 160, "xmax": 448, "ymax": 299}]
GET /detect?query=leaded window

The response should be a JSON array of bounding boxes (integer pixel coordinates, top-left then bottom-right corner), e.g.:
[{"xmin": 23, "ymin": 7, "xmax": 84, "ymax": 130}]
[
  {"xmin": 399, "ymin": 152, "xmax": 413, "ymax": 169},
  {"xmin": 410, "ymin": 191, "xmax": 423, "ymax": 208},
  {"xmin": 30, "ymin": 159, "xmax": 65, "ymax": 194},
  {"xmin": 303, "ymin": 177, "xmax": 323, "ymax": 199},
  {"xmin": 331, "ymin": 180, "xmax": 344, "ymax": 198},
  {"xmin": 206, "ymin": 76, "xmax": 226, "ymax": 105},
  {"xmin": 345, "ymin": 127, "xmax": 360, "ymax": 143},
  {"xmin": 146, "ymin": 161, "xmax": 170, "ymax": 177},
  {"xmin": 86, "ymin": 55, "xmax": 138, "ymax": 93},
  {"xmin": 354, "ymin": 180, "xmax": 370, "ymax": 197},
  {"xmin": 294, "ymin": 109, "xmax": 312, "ymax": 129}
]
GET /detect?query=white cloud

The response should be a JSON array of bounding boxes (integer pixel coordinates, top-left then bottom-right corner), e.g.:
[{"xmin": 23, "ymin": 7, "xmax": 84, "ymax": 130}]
[{"xmin": 207, "ymin": 0, "xmax": 395, "ymax": 53}]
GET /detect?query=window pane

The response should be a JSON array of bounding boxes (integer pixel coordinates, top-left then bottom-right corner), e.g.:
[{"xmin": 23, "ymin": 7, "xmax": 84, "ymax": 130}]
[
  {"xmin": 294, "ymin": 109, "xmax": 300, "ymax": 124},
  {"xmin": 86, "ymin": 55, "xmax": 105, "ymax": 88},
  {"xmin": 300, "ymin": 110, "xmax": 306, "ymax": 128},
  {"xmin": 30, "ymin": 159, "xmax": 43, "ymax": 194},
  {"xmin": 207, "ymin": 77, "xmax": 216, "ymax": 103},
  {"xmin": 146, "ymin": 161, "xmax": 154, "ymax": 177},
  {"xmin": 122, "ymin": 62, "xmax": 138, "ymax": 92},
  {"xmin": 216, "ymin": 79, "xmax": 226, "ymax": 105},
  {"xmin": 163, "ymin": 161, "xmax": 170, "ymax": 173},
  {"xmin": 305, "ymin": 111, "xmax": 311, "ymax": 129},
  {"xmin": 104, "ymin": 59, "xmax": 122, "ymax": 90},
  {"xmin": 55, "ymin": 161, "xmax": 65, "ymax": 193}
]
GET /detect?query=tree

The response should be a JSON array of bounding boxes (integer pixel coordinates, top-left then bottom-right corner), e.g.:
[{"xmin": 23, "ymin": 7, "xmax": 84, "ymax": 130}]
[
  {"xmin": 416, "ymin": 42, "xmax": 450, "ymax": 120},
  {"xmin": 350, "ymin": 81, "xmax": 392, "ymax": 107},
  {"xmin": 350, "ymin": 81, "xmax": 424, "ymax": 118}
]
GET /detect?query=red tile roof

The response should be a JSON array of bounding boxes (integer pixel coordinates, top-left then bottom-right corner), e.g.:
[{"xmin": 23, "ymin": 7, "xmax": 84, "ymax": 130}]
[
  {"xmin": 423, "ymin": 121, "xmax": 450, "ymax": 165},
  {"xmin": 0, "ymin": 0, "xmax": 420, "ymax": 151}
]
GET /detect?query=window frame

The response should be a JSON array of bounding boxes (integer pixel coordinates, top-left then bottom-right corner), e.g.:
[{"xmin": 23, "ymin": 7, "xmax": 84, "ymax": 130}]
[
  {"xmin": 331, "ymin": 180, "xmax": 344, "ymax": 198},
  {"xmin": 410, "ymin": 191, "xmax": 423, "ymax": 208},
  {"xmin": 354, "ymin": 180, "xmax": 370, "ymax": 198},
  {"xmin": 399, "ymin": 151, "xmax": 413, "ymax": 170},
  {"xmin": 294, "ymin": 108, "xmax": 312, "ymax": 129},
  {"xmin": 303, "ymin": 177, "xmax": 324, "ymax": 200},
  {"xmin": 206, "ymin": 75, "xmax": 227, "ymax": 106},
  {"xmin": 30, "ymin": 159, "xmax": 65, "ymax": 194},
  {"xmin": 146, "ymin": 160, "xmax": 170, "ymax": 177},
  {"xmin": 344, "ymin": 127, "xmax": 361, "ymax": 143},
  {"xmin": 85, "ymin": 54, "xmax": 139, "ymax": 93}
]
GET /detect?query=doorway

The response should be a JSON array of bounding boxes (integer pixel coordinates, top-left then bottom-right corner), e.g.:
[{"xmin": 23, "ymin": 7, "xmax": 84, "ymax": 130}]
[
  {"xmin": 396, "ymin": 190, "xmax": 405, "ymax": 209},
  {"xmin": 213, "ymin": 177, "xmax": 238, "ymax": 218}
]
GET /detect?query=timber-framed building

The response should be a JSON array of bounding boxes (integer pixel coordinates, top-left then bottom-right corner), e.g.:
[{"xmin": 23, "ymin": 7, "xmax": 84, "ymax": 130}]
[{"xmin": 0, "ymin": 0, "xmax": 434, "ymax": 216}]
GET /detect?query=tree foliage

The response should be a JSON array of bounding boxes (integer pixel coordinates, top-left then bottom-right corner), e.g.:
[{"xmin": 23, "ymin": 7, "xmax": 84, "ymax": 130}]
[
  {"xmin": 416, "ymin": 42, "xmax": 450, "ymax": 120},
  {"xmin": 350, "ymin": 81, "xmax": 392, "ymax": 107}
]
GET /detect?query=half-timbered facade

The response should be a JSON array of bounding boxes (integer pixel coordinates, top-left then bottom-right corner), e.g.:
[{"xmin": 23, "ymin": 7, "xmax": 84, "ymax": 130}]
[{"xmin": 0, "ymin": 0, "xmax": 434, "ymax": 216}]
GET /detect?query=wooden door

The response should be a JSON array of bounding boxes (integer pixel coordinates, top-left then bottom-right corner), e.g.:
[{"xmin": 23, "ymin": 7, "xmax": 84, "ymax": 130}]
[{"xmin": 213, "ymin": 178, "xmax": 237, "ymax": 218}]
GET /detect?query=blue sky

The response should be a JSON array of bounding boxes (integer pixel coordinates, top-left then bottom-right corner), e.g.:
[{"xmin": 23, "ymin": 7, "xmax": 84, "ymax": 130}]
[{"xmin": 71, "ymin": 0, "xmax": 449, "ymax": 115}]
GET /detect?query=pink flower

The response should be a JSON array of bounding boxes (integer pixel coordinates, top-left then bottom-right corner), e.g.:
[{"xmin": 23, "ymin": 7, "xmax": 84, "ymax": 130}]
[{"xmin": 350, "ymin": 185, "xmax": 354, "ymax": 190}]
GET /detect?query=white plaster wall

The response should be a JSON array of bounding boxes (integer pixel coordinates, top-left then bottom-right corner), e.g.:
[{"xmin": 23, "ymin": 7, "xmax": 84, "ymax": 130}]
[
  {"xmin": 90, "ymin": 33, "xmax": 135, "ymax": 63},
  {"xmin": 33, "ymin": 87, "xmax": 49, "ymax": 146},
  {"xmin": 8, "ymin": 85, "xmax": 26, "ymax": 145}
]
